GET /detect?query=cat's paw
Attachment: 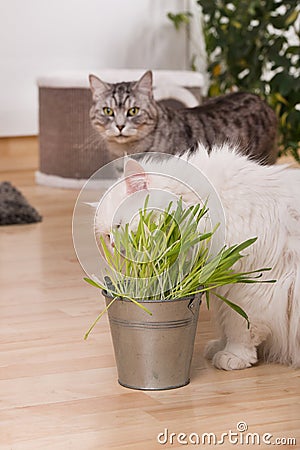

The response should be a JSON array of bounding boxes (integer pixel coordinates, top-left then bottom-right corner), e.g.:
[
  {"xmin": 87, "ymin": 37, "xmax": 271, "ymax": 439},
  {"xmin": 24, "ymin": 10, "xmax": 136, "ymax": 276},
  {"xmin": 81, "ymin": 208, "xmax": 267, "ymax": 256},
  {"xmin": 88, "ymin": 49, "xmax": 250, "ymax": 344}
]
[
  {"xmin": 212, "ymin": 350, "xmax": 257, "ymax": 371},
  {"xmin": 204, "ymin": 339, "xmax": 225, "ymax": 360}
]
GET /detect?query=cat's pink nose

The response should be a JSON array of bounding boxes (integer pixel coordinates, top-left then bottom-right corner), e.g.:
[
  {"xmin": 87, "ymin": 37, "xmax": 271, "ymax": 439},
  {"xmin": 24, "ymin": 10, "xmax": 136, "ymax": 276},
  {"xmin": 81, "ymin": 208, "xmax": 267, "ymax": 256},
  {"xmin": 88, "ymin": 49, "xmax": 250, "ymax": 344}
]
[{"xmin": 117, "ymin": 125, "xmax": 125, "ymax": 132}]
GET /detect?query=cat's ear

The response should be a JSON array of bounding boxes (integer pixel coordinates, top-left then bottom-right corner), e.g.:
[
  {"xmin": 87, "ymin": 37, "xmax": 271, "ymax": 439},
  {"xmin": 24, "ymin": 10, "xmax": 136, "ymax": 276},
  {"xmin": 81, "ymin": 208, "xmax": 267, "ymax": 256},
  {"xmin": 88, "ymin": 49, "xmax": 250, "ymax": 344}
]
[
  {"xmin": 134, "ymin": 70, "xmax": 153, "ymax": 98},
  {"xmin": 124, "ymin": 159, "xmax": 149, "ymax": 194},
  {"xmin": 89, "ymin": 74, "xmax": 110, "ymax": 99}
]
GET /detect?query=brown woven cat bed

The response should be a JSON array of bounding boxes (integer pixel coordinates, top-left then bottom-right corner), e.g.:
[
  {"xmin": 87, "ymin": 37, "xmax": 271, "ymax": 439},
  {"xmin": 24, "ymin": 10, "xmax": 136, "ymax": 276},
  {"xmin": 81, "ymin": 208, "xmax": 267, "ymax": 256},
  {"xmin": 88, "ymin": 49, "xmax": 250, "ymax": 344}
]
[{"xmin": 36, "ymin": 69, "xmax": 205, "ymax": 189}]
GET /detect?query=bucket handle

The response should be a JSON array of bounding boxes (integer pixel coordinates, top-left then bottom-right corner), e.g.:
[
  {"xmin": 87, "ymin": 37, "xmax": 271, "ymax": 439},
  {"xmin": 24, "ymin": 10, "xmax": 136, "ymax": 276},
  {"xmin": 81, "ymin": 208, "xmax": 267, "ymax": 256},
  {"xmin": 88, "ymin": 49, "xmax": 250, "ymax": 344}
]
[{"xmin": 188, "ymin": 293, "xmax": 202, "ymax": 315}]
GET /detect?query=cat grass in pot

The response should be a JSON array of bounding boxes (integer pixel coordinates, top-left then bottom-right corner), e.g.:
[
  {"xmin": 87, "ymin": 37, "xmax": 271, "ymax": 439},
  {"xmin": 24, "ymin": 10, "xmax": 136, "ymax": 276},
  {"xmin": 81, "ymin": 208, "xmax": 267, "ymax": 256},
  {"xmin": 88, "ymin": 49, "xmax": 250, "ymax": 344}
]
[
  {"xmin": 84, "ymin": 193, "xmax": 273, "ymax": 390},
  {"xmin": 89, "ymin": 70, "xmax": 278, "ymax": 164}
]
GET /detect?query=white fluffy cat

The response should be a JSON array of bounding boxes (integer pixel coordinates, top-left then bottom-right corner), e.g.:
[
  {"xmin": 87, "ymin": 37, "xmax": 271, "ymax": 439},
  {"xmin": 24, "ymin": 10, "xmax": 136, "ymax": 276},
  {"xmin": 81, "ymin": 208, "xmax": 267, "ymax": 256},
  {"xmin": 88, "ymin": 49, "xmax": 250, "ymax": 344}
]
[{"xmin": 95, "ymin": 144, "xmax": 300, "ymax": 370}]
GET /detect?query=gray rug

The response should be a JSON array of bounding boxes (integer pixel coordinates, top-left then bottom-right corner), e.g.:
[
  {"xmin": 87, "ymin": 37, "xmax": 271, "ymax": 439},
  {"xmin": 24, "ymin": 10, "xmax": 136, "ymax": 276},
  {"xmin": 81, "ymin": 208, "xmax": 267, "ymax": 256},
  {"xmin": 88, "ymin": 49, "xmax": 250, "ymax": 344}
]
[{"xmin": 0, "ymin": 181, "xmax": 42, "ymax": 225}]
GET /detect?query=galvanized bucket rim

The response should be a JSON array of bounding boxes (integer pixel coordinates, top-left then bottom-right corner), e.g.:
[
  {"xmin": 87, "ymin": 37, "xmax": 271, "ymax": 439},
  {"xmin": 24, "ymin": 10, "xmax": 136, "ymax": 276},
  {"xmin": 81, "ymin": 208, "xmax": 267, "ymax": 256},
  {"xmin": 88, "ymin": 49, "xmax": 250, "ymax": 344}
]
[{"xmin": 102, "ymin": 289, "xmax": 203, "ymax": 304}]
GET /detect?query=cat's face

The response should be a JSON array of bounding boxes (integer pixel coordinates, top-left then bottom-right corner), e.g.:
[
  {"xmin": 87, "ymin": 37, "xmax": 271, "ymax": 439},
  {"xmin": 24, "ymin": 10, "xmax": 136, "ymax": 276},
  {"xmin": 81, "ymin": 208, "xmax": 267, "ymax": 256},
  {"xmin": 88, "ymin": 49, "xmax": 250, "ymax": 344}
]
[
  {"xmin": 94, "ymin": 159, "xmax": 150, "ymax": 254},
  {"xmin": 89, "ymin": 71, "xmax": 158, "ymax": 145}
]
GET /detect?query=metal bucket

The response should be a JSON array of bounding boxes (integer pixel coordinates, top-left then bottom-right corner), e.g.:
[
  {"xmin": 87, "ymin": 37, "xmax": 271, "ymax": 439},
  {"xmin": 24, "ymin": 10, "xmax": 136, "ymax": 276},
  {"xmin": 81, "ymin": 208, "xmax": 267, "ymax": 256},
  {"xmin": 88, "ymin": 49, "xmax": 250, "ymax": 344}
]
[{"xmin": 104, "ymin": 292, "xmax": 202, "ymax": 390}]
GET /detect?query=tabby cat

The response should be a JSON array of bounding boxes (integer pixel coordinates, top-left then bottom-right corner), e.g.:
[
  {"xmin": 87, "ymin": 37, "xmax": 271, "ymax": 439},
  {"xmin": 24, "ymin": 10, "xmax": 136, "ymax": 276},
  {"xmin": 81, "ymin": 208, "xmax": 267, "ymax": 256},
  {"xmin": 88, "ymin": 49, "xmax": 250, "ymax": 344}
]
[{"xmin": 89, "ymin": 71, "xmax": 278, "ymax": 164}]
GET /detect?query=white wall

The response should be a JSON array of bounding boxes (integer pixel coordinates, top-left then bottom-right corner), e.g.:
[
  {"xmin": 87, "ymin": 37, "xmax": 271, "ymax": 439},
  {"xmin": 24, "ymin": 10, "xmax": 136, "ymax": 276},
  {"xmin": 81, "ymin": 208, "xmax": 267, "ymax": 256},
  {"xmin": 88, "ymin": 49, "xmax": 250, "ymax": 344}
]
[{"xmin": 0, "ymin": 0, "xmax": 189, "ymax": 136}]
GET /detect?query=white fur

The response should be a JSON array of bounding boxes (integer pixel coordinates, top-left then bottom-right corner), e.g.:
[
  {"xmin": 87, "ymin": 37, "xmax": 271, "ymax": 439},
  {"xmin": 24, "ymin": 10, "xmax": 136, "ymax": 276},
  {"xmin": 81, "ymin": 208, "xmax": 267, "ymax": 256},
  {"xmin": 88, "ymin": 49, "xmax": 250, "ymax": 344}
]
[{"xmin": 95, "ymin": 143, "xmax": 300, "ymax": 370}]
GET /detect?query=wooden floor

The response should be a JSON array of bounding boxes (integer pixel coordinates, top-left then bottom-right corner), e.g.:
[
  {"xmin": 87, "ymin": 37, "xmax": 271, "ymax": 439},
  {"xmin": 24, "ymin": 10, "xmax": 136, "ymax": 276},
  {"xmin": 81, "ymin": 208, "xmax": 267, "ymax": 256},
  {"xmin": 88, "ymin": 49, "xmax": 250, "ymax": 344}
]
[{"xmin": 0, "ymin": 137, "xmax": 299, "ymax": 450}]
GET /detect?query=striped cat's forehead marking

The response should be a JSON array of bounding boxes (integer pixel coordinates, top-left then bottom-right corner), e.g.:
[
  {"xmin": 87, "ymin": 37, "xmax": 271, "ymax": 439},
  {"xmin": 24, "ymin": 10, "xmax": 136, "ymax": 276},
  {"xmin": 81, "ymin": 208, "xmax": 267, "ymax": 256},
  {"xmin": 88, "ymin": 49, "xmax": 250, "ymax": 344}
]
[
  {"xmin": 112, "ymin": 83, "xmax": 130, "ymax": 102},
  {"xmin": 111, "ymin": 82, "xmax": 131, "ymax": 95},
  {"xmin": 112, "ymin": 94, "xmax": 130, "ymax": 108},
  {"xmin": 110, "ymin": 83, "xmax": 135, "ymax": 108}
]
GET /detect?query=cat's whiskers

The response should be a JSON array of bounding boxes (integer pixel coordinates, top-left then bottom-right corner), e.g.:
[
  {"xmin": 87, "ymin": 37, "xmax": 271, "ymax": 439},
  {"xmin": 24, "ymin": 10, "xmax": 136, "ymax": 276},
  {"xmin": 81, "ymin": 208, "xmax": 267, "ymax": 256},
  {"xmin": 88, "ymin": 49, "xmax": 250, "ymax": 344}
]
[{"xmin": 78, "ymin": 130, "xmax": 104, "ymax": 152}]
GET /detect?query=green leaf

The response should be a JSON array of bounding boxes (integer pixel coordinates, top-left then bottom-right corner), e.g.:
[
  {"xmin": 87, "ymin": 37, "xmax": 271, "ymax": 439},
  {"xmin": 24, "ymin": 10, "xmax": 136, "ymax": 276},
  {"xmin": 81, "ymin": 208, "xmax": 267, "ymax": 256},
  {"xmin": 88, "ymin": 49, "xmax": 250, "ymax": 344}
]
[
  {"xmin": 274, "ymin": 92, "xmax": 289, "ymax": 106},
  {"xmin": 84, "ymin": 277, "xmax": 103, "ymax": 290},
  {"xmin": 286, "ymin": 46, "xmax": 300, "ymax": 56},
  {"xmin": 84, "ymin": 297, "xmax": 116, "ymax": 340},
  {"xmin": 232, "ymin": 20, "xmax": 242, "ymax": 29},
  {"xmin": 167, "ymin": 12, "xmax": 192, "ymax": 30},
  {"xmin": 270, "ymin": 72, "xmax": 294, "ymax": 97},
  {"xmin": 226, "ymin": 237, "xmax": 257, "ymax": 256},
  {"xmin": 285, "ymin": 9, "xmax": 299, "ymax": 27},
  {"xmin": 270, "ymin": 15, "xmax": 286, "ymax": 29},
  {"xmin": 214, "ymin": 292, "xmax": 250, "ymax": 328}
]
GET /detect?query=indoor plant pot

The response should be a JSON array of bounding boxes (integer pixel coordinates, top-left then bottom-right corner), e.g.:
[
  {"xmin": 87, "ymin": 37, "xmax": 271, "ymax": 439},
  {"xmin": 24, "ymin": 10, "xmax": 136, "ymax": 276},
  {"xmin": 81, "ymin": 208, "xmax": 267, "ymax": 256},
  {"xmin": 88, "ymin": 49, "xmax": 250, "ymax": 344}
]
[
  {"xmin": 84, "ymin": 197, "xmax": 272, "ymax": 390},
  {"xmin": 103, "ymin": 291, "xmax": 202, "ymax": 390}
]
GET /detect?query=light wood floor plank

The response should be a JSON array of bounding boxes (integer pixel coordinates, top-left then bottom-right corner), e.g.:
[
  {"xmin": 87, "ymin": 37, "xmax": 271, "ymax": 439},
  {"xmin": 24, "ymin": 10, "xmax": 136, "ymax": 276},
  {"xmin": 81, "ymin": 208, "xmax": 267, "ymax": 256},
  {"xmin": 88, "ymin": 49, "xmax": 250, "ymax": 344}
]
[{"xmin": 0, "ymin": 137, "xmax": 299, "ymax": 449}]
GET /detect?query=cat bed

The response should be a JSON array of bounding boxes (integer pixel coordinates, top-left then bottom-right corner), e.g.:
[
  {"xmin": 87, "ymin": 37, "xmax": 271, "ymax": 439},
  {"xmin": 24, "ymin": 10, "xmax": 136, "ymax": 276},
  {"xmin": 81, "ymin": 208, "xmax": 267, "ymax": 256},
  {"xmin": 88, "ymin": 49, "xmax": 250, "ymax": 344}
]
[
  {"xmin": 36, "ymin": 69, "xmax": 205, "ymax": 189},
  {"xmin": 0, "ymin": 181, "xmax": 42, "ymax": 225}
]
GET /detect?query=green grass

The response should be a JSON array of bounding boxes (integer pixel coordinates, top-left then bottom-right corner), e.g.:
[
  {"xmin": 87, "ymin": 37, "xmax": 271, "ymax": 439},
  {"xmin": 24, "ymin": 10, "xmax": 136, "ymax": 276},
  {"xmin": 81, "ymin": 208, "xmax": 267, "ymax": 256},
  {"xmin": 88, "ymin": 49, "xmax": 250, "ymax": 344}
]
[{"xmin": 84, "ymin": 197, "xmax": 275, "ymax": 338}]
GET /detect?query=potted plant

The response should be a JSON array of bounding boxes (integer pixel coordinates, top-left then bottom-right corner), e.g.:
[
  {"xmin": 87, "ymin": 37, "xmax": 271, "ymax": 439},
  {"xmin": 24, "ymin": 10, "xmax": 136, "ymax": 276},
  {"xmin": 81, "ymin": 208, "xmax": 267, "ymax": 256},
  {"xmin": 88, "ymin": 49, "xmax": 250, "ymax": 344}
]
[
  {"xmin": 168, "ymin": 1, "xmax": 300, "ymax": 161},
  {"xmin": 84, "ymin": 197, "xmax": 272, "ymax": 390}
]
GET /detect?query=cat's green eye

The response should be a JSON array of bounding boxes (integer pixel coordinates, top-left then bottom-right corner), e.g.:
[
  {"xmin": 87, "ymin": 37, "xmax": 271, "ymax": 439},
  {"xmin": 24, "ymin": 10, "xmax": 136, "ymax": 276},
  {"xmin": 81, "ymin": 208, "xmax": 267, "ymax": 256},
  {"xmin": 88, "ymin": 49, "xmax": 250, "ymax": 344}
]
[
  {"xmin": 127, "ymin": 107, "xmax": 140, "ymax": 117},
  {"xmin": 103, "ymin": 107, "xmax": 114, "ymax": 116}
]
